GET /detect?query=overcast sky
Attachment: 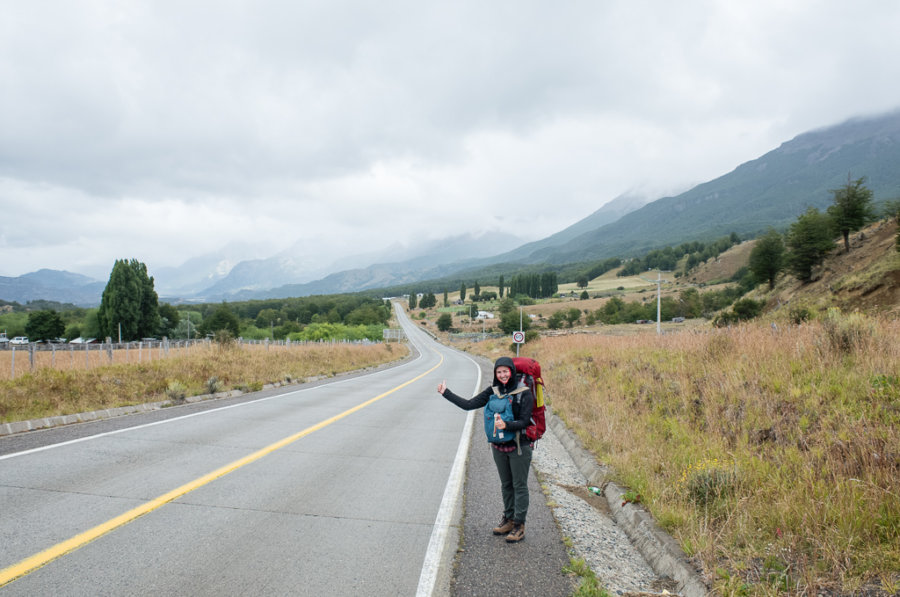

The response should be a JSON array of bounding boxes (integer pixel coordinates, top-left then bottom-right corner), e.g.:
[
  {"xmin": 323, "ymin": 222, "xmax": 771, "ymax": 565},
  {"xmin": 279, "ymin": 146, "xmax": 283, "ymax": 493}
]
[{"xmin": 2, "ymin": 0, "xmax": 900, "ymax": 280}]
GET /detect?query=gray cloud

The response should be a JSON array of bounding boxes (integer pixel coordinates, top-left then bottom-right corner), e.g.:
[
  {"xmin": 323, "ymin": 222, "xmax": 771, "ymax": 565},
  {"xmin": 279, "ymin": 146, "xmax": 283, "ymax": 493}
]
[{"xmin": 2, "ymin": 0, "xmax": 900, "ymax": 278}]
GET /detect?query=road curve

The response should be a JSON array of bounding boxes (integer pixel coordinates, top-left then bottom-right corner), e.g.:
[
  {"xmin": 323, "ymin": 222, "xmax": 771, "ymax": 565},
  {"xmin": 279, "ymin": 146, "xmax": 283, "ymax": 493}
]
[{"xmin": 0, "ymin": 305, "xmax": 479, "ymax": 596}]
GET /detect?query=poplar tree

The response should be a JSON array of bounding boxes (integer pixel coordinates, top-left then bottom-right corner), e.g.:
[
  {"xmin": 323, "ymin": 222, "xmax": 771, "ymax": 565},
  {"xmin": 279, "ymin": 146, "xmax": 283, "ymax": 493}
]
[{"xmin": 97, "ymin": 259, "xmax": 160, "ymax": 341}]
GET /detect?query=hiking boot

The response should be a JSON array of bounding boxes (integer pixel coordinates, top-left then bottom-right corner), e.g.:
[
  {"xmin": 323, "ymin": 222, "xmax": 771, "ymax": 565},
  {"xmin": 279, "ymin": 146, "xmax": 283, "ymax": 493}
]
[
  {"xmin": 505, "ymin": 523, "xmax": 525, "ymax": 543},
  {"xmin": 492, "ymin": 516, "xmax": 515, "ymax": 535}
]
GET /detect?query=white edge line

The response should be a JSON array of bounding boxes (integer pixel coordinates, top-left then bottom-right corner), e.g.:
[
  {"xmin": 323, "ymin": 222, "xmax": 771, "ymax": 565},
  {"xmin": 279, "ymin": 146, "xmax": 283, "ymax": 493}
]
[{"xmin": 415, "ymin": 349, "xmax": 483, "ymax": 597}]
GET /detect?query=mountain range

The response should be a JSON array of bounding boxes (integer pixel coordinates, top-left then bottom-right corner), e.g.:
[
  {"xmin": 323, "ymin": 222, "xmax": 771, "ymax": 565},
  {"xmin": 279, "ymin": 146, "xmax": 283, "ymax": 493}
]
[{"xmin": 3, "ymin": 109, "xmax": 899, "ymax": 307}]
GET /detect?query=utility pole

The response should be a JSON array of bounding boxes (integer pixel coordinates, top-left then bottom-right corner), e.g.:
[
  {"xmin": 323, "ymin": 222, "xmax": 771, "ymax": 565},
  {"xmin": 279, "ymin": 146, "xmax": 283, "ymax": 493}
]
[{"xmin": 640, "ymin": 270, "xmax": 670, "ymax": 335}]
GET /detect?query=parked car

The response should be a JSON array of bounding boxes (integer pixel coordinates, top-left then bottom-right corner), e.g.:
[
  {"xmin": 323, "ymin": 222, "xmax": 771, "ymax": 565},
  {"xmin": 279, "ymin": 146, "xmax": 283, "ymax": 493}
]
[{"xmin": 10, "ymin": 336, "xmax": 30, "ymax": 345}]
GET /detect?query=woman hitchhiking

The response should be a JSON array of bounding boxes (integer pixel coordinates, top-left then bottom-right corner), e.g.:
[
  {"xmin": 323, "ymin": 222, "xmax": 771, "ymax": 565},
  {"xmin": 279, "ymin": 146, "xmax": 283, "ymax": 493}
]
[{"xmin": 437, "ymin": 356, "xmax": 534, "ymax": 543}]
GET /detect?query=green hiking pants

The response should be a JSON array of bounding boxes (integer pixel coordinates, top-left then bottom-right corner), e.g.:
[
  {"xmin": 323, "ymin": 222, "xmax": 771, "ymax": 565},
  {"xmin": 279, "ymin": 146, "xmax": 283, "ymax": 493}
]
[{"xmin": 491, "ymin": 443, "xmax": 533, "ymax": 523}]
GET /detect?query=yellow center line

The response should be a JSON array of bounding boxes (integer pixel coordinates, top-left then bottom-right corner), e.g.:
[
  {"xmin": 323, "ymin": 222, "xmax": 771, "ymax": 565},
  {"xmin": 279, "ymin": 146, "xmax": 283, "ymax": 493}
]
[{"xmin": 0, "ymin": 354, "xmax": 444, "ymax": 587}]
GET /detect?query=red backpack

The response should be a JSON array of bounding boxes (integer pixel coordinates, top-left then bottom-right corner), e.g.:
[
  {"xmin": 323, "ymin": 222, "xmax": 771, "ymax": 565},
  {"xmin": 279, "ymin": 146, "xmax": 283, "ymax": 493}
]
[{"xmin": 512, "ymin": 357, "xmax": 546, "ymax": 442}]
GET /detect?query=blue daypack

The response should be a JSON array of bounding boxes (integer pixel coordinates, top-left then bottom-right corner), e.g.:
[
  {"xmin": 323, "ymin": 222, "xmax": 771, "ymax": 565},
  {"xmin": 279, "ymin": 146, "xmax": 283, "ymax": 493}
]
[{"xmin": 484, "ymin": 382, "xmax": 529, "ymax": 444}]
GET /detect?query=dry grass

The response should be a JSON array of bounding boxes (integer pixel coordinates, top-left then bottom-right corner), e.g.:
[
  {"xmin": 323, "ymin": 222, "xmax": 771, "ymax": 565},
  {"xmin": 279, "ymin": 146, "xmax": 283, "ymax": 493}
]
[
  {"xmin": 0, "ymin": 342, "xmax": 214, "ymax": 380},
  {"xmin": 0, "ymin": 342, "xmax": 405, "ymax": 423},
  {"xmin": 461, "ymin": 314, "xmax": 899, "ymax": 595}
]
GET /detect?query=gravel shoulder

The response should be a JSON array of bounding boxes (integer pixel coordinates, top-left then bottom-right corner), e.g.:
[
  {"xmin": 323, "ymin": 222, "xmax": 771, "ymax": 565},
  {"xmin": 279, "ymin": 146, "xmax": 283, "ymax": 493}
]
[{"xmin": 531, "ymin": 421, "xmax": 664, "ymax": 594}]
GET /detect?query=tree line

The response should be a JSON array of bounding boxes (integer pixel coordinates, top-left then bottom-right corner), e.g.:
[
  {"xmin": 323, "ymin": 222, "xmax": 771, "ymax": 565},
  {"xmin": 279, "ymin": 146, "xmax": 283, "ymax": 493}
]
[{"xmin": 3, "ymin": 270, "xmax": 392, "ymax": 343}]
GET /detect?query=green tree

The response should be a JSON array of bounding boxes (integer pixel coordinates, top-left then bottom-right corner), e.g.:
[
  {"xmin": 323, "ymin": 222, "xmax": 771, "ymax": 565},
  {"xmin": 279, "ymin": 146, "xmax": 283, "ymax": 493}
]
[
  {"xmin": 408, "ymin": 292, "xmax": 417, "ymax": 310},
  {"xmin": 255, "ymin": 308, "xmax": 281, "ymax": 329},
  {"xmin": 459, "ymin": 283, "xmax": 467, "ymax": 302},
  {"xmin": 419, "ymin": 292, "xmax": 437, "ymax": 309},
  {"xmin": 436, "ymin": 313, "xmax": 453, "ymax": 332},
  {"xmin": 498, "ymin": 297, "xmax": 516, "ymax": 315},
  {"xmin": 81, "ymin": 309, "xmax": 101, "ymax": 339},
  {"xmin": 678, "ymin": 288, "xmax": 702, "ymax": 318},
  {"xmin": 157, "ymin": 303, "xmax": 180, "ymax": 339},
  {"xmin": 473, "ymin": 281, "xmax": 481, "ymax": 298},
  {"xmin": 97, "ymin": 259, "xmax": 160, "ymax": 341},
  {"xmin": 547, "ymin": 311, "xmax": 566, "ymax": 329},
  {"xmin": 136, "ymin": 262, "xmax": 160, "ymax": 338},
  {"xmin": 786, "ymin": 208, "xmax": 835, "ymax": 282},
  {"xmin": 576, "ymin": 275, "xmax": 589, "ymax": 289},
  {"xmin": 827, "ymin": 176, "xmax": 875, "ymax": 252},
  {"xmin": 884, "ymin": 199, "xmax": 900, "ymax": 253},
  {"xmin": 64, "ymin": 324, "xmax": 81, "ymax": 341},
  {"xmin": 199, "ymin": 304, "xmax": 241, "ymax": 338},
  {"xmin": 443, "ymin": 289, "xmax": 449, "ymax": 307},
  {"xmin": 25, "ymin": 310, "xmax": 65, "ymax": 342},
  {"xmin": 732, "ymin": 298, "xmax": 764, "ymax": 320},
  {"xmin": 749, "ymin": 228, "xmax": 786, "ymax": 290},
  {"xmin": 499, "ymin": 309, "xmax": 530, "ymax": 334},
  {"xmin": 498, "ymin": 275, "xmax": 505, "ymax": 298}
]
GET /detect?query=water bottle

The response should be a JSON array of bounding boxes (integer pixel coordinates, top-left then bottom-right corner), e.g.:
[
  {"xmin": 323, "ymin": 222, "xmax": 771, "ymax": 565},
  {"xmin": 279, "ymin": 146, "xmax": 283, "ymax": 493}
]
[
  {"xmin": 588, "ymin": 486, "xmax": 602, "ymax": 496},
  {"xmin": 495, "ymin": 413, "xmax": 504, "ymax": 439}
]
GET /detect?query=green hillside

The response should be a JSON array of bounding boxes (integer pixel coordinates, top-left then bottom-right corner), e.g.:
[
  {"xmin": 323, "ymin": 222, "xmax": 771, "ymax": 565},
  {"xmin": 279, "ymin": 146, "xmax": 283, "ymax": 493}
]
[{"xmin": 532, "ymin": 110, "xmax": 900, "ymax": 264}]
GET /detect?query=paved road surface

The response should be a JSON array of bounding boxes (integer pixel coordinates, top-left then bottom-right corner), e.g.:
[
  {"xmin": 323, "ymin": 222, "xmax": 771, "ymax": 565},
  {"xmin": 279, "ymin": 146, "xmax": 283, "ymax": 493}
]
[{"xmin": 0, "ymin": 307, "xmax": 481, "ymax": 596}]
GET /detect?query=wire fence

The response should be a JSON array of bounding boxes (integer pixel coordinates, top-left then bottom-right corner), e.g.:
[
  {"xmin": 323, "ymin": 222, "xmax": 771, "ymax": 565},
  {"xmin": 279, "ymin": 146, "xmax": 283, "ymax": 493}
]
[{"xmin": 0, "ymin": 337, "xmax": 380, "ymax": 380}]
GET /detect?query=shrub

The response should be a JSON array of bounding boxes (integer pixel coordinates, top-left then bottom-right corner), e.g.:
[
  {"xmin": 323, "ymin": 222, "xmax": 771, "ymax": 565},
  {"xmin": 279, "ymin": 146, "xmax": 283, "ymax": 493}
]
[
  {"xmin": 166, "ymin": 381, "xmax": 187, "ymax": 402},
  {"xmin": 436, "ymin": 313, "xmax": 453, "ymax": 332},
  {"xmin": 820, "ymin": 307, "xmax": 875, "ymax": 353},
  {"xmin": 206, "ymin": 376, "xmax": 222, "ymax": 394},
  {"xmin": 789, "ymin": 305, "xmax": 812, "ymax": 324}
]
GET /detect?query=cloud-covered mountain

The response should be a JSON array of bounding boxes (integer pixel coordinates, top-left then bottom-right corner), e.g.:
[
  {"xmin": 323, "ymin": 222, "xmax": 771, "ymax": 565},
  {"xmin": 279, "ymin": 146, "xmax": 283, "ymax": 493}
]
[
  {"xmin": 5, "ymin": 109, "xmax": 899, "ymax": 306},
  {"xmin": 192, "ymin": 231, "xmax": 529, "ymax": 301},
  {"xmin": 518, "ymin": 110, "xmax": 900, "ymax": 265}
]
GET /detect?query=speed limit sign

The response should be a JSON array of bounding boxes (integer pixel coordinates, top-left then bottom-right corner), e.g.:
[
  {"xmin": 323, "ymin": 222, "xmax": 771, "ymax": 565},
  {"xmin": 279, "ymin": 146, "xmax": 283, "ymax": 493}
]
[{"xmin": 512, "ymin": 331, "xmax": 525, "ymax": 344}]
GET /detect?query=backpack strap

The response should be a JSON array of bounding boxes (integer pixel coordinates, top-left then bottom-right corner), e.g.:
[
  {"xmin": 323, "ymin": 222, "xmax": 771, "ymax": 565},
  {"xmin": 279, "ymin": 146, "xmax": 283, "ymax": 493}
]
[{"xmin": 492, "ymin": 385, "xmax": 529, "ymax": 398}]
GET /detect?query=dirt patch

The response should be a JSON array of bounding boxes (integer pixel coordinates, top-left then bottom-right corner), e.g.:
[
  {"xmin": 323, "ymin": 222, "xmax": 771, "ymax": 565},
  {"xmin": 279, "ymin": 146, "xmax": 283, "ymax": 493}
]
[{"xmin": 560, "ymin": 483, "xmax": 613, "ymax": 516}]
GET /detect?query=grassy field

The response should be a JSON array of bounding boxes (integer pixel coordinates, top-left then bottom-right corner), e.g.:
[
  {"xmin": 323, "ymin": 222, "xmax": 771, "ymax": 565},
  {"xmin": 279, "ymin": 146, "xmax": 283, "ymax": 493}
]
[
  {"xmin": 460, "ymin": 310, "xmax": 899, "ymax": 596},
  {"xmin": 0, "ymin": 341, "xmax": 406, "ymax": 423}
]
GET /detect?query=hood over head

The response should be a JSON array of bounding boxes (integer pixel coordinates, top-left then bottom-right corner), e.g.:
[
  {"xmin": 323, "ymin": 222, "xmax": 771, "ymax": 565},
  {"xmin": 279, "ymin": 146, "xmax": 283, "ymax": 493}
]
[{"xmin": 493, "ymin": 356, "xmax": 517, "ymax": 391}]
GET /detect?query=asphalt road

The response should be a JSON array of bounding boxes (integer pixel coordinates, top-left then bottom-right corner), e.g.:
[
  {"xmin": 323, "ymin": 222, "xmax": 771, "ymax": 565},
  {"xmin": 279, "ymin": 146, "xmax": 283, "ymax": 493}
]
[{"xmin": 0, "ymin": 306, "xmax": 483, "ymax": 596}]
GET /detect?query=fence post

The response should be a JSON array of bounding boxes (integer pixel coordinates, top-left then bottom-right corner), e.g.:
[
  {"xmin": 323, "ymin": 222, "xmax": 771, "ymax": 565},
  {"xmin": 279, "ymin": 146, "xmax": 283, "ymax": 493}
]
[
  {"xmin": 29, "ymin": 344, "xmax": 35, "ymax": 371},
  {"xmin": 85, "ymin": 343, "xmax": 89, "ymax": 369},
  {"xmin": 10, "ymin": 347, "xmax": 15, "ymax": 380},
  {"xmin": 107, "ymin": 342, "xmax": 113, "ymax": 363}
]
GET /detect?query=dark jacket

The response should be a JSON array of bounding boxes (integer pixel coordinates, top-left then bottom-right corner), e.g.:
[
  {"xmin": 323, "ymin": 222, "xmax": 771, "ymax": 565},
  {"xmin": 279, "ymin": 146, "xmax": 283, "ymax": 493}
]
[{"xmin": 440, "ymin": 356, "xmax": 534, "ymax": 444}]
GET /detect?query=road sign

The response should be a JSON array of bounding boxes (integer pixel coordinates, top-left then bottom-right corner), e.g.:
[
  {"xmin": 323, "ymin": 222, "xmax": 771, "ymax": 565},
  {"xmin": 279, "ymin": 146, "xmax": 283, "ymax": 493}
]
[{"xmin": 512, "ymin": 331, "xmax": 525, "ymax": 344}]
